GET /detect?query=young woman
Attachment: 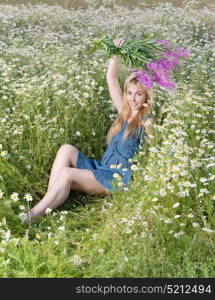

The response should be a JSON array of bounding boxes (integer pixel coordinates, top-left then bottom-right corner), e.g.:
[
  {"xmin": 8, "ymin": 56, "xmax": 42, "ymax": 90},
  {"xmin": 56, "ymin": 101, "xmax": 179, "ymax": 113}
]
[{"xmin": 27, "ymin": 38, "xmax": 154, "ymax": 221}]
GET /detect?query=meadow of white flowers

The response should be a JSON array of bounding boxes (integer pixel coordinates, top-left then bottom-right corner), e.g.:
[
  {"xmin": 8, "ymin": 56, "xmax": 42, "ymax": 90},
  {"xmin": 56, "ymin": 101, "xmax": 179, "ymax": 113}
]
[{"xmin": 0, "ymin": 0, "xmax": 214, "ymax": 277}]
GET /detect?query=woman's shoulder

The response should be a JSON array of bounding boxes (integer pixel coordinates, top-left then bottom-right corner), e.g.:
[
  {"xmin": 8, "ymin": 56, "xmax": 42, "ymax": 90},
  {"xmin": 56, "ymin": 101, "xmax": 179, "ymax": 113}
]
[
  {"xmin": 139, "ymin": 113, "xmax": 154, "ymax": 126},
  {"xmin": 141, "ymin": 112, "xmax": 154, "ymax": 121}
]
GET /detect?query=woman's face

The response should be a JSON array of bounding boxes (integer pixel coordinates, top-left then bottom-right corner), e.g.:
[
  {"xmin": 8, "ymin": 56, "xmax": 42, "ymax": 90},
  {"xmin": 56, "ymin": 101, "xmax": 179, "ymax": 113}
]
[{"xmin": 127, "ymin": 83, "xmax": 147, "ymax": 111}]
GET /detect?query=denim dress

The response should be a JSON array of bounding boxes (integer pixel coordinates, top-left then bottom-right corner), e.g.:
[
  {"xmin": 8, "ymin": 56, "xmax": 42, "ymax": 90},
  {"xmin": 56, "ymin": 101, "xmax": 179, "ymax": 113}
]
[{"xmin": 77, "ymin": 113, "xmax": 153, "ymax": 191}]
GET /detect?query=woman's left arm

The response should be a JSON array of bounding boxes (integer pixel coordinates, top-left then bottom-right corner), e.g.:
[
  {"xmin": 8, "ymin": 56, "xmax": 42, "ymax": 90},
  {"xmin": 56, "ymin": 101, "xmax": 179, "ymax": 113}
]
[{"xmin": 144, "ymin": 118, "xmax": 154, "ymax": 145}]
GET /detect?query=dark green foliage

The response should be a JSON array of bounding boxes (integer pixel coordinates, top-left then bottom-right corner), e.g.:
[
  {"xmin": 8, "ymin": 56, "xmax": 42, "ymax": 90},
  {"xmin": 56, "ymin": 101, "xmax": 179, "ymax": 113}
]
[{"xmin": 92, "ymin": 34, "xmax": 165, "ymax": 68}]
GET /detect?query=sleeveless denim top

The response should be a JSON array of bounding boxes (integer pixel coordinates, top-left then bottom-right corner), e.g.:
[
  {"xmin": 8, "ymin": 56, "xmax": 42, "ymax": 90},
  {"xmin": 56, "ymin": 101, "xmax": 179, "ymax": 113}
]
[{"xmin": 100, "ymin": 113, "xmax": 153, "ymax": 186}]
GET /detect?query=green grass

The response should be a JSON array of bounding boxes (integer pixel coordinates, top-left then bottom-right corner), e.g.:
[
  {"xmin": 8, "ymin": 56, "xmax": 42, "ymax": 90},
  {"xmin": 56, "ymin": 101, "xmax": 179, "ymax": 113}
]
[{"xmin": 0, "ymin": 1, "xmax": 214, "ymax": 277}]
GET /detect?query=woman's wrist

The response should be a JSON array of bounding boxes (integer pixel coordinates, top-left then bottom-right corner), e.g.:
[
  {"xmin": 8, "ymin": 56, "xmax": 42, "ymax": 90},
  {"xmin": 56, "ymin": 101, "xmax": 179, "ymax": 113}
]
[{"xmin": 112, "ymin": 55, "xmax": 120, "ymax": 61}]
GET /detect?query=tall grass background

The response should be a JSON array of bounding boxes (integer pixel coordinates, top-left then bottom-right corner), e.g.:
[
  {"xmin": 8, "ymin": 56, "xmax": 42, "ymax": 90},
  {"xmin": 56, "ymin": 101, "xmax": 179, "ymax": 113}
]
[{"xmin": 0, "ymin": 0, "xmax": 214, "ymax": 277}]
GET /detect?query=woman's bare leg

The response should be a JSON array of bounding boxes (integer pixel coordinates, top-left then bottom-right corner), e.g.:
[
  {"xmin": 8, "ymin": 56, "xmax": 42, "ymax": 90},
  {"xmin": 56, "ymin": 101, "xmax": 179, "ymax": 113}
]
[
  {"xmin": 27, "ymin": 167, "xmax": 110, "ymax": 220},
  {"xmin": 47, "ymin": 144, "xmax": 78, "ymax": 192},
  {"xmin": 29, "ymin": 172, "xmax": 72, "ymax": 219}
]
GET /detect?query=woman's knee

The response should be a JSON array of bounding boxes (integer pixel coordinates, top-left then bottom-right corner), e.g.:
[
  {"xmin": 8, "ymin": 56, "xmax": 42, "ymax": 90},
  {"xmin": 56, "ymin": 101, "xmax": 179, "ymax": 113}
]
[
  {"xmin": 58, "ymin": 144, "xmax": 75, "ymax": 153},
  {"xmin": 58, "ymin": 144, "xmax": 78, "ymax": 164},
  {"xmin": 59, "ymin": 167, "xmax": 75, "ymax": 183}
]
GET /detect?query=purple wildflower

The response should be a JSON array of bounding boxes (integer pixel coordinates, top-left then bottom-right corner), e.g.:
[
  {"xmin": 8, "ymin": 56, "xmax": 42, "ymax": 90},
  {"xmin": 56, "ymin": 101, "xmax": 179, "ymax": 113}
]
[
  {"xmin": 147, "ymin": 58, "xmax": 176, "ymax": 90},
  {"xmin": 132, "ymin": 70, "xmax": 153, "ymax": 89},
  {"xmin": 148, "ymin": 57, "xmax": 178, "ymax": 72},
  {"xmin": 152, "ymin": 65, "xmax": 175, "ymax": 90},
  {"xmin": 154, "ymin": 74, "xmax": 175, "ymax": 90},
  {"xmin": 155, "ymin": 39, "xmax": 172, "ymax": 48},
  {"xmin": 163, "ymin": 52, "xmax": 180, "ymax": 66},
  {"xmin": 147, "ymin": 61, "xmax": 159, "ymax": 72},
  {"xmin": 160, "ymin": 57, "xmax": 178, "ymax": 70},
  {"xmin": 175, "ymin": 46, "xmax": 190, "ymax": 58},
  {"xmin": 131, "ymin": 40, "xmax": 189, "ymax": 90}
]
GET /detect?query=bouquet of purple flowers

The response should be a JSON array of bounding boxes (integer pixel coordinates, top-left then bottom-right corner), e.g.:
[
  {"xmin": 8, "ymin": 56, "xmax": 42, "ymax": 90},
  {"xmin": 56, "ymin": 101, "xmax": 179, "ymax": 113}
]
[
  {"xmin": 132, "ymin": 39, "xmax": 190, "ymax": 90},
  {"xmin": 93, "ymin": 35, "xmax": 190, "ymax": 90}
]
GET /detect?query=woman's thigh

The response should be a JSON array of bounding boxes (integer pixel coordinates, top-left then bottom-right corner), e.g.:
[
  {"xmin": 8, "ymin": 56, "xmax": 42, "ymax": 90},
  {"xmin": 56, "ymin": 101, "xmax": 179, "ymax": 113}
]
[{"xmin": 64, "ymin": 167, "xmax": 110, "ymax": 196}]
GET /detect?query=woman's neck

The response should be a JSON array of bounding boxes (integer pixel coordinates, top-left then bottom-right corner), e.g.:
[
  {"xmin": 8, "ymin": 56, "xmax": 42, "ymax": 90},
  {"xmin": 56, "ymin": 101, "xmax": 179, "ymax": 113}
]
[
  {"xmin": 130, "ymin": 110, "xmax": 139, "ymax": 117},
  {"xmin": 128, "ymin": 111, "xmax": 138, "ymax": 120}
]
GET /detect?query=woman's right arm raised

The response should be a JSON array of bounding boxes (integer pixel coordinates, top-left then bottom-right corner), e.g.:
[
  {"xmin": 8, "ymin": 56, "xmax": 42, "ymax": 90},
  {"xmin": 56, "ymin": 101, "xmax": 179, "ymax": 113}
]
[{"xmin": 106, "ymin": 38, "xmax": 124, "ymax": 114}]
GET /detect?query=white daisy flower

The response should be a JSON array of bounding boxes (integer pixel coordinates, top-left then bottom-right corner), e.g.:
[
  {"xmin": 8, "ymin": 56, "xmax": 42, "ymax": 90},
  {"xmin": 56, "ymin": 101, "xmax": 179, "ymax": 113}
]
[
  {"xmin": 192, "ymin": 222, "xmax": 200, "ymax": 228},
  {"xmin": 10, "ymin": 192, "xmax": 19, "ymax": 202},
  {"xmin": 0, "ymin": 190, "xmax": 4, "ymax": 198},
  {"xmin": 24, "ymin": 193, "xmax": 33, "ymax": 202},
  {"xmin": 71, "ymin": 255, "xmax": 83, "ymax": 265},
  {"xmin": 1, "ymin": 151, "xmax": 8, "ymax": 157},
  {"xmin": 58, "ymin": 226, "xmax": 65, "ymax": 231},
  {"xmin": 45, "ymin": 208, "xmax": 52, "ymax": 214}
]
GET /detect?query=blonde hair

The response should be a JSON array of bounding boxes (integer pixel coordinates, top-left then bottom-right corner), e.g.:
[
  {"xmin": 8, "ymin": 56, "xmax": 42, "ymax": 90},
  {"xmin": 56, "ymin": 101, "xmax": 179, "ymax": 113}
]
[{"xmin": 106, "ymin": 74, "xmax": 154, "ymax": 145}]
